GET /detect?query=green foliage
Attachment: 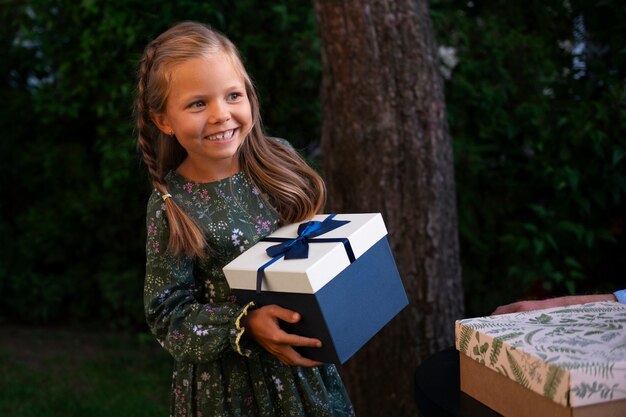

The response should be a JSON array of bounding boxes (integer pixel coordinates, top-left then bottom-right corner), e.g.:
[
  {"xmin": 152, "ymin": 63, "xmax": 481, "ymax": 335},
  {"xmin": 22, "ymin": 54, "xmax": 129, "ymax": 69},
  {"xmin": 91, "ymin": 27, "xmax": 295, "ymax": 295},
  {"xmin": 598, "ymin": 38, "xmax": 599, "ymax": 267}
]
[
  {"xmin": 0, "ymin": 330, "xmax": 172, "ymax": 416},
  {"xmin": 543, "ymin": 366, "xmax": 565, "ymax": 400},
  {"xmin": 529, "ymin": 314, "xmax": 553, "ymax": 325},
  {"xmin": 523, "ymin": 328, "xmax": 543, "ymax": 344},
  {"xmin": 0, "ymin": 0, "xmax": 320, "ymax": 328},
  {"xmin": 489, "ymin": 337, "xmax": 503, "ymax": 366},
  {"xmin": 562, "ymin": 361, "xmax": 615, "ymax": 378},
  {"xmin": 457, "ymin": 324, "xmax": 474, "ymax": 354},
  {"xmin": 1, "ymin": 0, "xmax": 624, "ymax": 327},
  {"xmin": 506, "ymin": 350, "xmax": 531, "ymax": 389},
  {"xmin": 497, "ymin": 332, "xmax": 525, "ymax": 341},
  {"xmin": 572, "ymin": 381, "xmax": 619, "ymax": 399},
  {"xmin": 431, "ymin": 0, "xmax": 626, "ymax": 315}
]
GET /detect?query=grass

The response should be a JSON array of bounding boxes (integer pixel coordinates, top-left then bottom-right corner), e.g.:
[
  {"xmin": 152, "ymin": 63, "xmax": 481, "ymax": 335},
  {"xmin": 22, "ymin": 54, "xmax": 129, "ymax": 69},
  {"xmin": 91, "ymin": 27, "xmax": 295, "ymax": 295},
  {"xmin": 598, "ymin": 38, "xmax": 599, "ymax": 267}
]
[{"xmin": 0, "ymin": 324, "xmax": 173, "ymax": 417}]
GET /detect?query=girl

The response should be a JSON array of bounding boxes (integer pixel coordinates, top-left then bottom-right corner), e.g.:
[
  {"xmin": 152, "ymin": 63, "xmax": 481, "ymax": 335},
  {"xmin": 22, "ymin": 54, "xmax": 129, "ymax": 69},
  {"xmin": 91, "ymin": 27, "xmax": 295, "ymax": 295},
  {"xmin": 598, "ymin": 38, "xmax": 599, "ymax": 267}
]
[{"xmin": 136, "ymin": 21, "xmax": 355, "ymax": 417}]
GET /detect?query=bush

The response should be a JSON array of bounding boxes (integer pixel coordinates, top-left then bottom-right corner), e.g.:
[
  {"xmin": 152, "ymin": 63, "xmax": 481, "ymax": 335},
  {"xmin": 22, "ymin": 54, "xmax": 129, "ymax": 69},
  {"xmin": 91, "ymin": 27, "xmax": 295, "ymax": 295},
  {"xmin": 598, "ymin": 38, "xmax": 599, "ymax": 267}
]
[
  {"xmin": 431, "ymin": 0, "xmax": 625, "ymax": 314},
  {"xmin": 0, "ymin": 0, "xmax": 320, "ymax": 328},
  {"xmin": 1, "ymin": 0, "xmax": 623, "ymax": 326}
]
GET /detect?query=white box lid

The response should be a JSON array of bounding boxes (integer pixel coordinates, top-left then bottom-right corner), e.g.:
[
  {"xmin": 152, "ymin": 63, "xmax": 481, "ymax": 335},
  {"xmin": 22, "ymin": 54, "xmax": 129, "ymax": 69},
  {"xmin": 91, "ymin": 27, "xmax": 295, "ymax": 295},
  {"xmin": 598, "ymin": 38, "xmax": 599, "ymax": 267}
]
[{"xmin": 223, "ymin": 213, "xmax": 387, "ymax": 293}]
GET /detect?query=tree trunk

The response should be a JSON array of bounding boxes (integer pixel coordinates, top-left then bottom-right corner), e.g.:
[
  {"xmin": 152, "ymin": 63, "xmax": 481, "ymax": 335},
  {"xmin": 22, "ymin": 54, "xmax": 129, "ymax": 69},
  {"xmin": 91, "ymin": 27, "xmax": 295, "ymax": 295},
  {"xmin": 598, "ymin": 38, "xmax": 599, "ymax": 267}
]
[{"xmin": 312, "ymin": 1, "xmax": 464, "ymax": 416}]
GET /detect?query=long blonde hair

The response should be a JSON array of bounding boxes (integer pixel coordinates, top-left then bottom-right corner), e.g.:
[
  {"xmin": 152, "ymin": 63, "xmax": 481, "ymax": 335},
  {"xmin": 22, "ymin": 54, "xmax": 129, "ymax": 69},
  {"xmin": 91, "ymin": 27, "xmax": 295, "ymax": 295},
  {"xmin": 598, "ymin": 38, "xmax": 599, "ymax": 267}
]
[{"xmin": 136, "ymin": 21, "xmax": 326, "ymax": 258}]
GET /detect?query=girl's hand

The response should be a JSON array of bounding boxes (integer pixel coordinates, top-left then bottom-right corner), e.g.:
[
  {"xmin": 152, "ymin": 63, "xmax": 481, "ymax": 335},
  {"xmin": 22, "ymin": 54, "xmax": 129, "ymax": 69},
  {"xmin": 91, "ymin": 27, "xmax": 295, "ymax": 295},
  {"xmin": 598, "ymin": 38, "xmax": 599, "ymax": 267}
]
[{"xmin": 243, "ymin": 304, "xmax": 323, "ymax": 367}]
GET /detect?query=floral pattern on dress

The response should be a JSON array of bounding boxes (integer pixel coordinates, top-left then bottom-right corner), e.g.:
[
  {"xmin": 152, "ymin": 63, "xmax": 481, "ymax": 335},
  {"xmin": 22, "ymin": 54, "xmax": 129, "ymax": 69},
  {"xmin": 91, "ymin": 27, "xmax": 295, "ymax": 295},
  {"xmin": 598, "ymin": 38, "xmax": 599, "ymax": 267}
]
[{"xmin": 144, "ymin": 168, "xmax": 354, "ymax": 417}]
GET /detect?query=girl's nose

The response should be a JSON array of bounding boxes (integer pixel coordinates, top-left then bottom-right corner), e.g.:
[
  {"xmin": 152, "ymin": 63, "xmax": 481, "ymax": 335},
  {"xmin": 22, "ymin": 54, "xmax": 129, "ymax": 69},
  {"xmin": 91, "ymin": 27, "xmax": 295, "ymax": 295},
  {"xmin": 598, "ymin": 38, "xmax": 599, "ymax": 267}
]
[{"xmin": 208, "ymin": 101, "xmax": 230, "ymax": 124}]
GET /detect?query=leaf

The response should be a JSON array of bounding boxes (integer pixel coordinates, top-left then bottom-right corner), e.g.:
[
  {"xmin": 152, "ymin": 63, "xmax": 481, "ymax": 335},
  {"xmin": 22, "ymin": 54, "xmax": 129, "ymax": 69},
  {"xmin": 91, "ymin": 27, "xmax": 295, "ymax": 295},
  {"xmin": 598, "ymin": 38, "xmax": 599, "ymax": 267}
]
[
  {"xmin": 572, "ymin": 382, "xmax": 618, "ymax": 400},
  {"xmin": 506, "ymin": 350, "xmax": 530, "ymax": 389},
  {"xmin": 489, "ymin": 338, "xmax": 503, "ymax": 366},
  {"xmin": 543, "ymin": 366, "xmax": 565, "ymax": 400},
  {"xmin": 560, "ymin": 362, "xmax": 615, "ymax": 379},
  {"xmin": 564, "ymin": 256, "xmax": 582, "ymax": 269},
  {"xmin": 523, "ymin": 328, "xmax": 543, "ymax": 345},
  {"xmin": 497, "ymin": 332, "xmax": 524, "ymax": 341},
  {"xmin": 457, "ymin": 325, "xmax": 473, "ymax": 354},
  {"xmin": 529, "ymin": 313, "xmax": 553, "ymax": 324}
]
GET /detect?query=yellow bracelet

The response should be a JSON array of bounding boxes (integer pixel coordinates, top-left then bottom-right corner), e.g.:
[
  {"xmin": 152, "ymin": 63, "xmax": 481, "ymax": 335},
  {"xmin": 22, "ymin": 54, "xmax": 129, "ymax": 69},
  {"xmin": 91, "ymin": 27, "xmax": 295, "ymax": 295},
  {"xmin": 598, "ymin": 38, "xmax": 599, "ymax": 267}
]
[
  {"xmin": 234, "ymin": 301, "xmax": 256, "ymax": 357},
  {"xmin": 161, "ymin": 193, "xmax": 172, "ymax": 202}
]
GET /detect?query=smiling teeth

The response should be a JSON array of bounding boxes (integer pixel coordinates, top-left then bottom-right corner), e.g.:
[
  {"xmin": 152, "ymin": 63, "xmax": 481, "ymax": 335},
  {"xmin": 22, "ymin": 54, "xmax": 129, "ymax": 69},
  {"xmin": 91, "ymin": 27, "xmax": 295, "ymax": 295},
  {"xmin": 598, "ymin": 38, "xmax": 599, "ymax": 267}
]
[{"xmin": 206, "ymin": 129, "xmax": 235, "ymax": 141}]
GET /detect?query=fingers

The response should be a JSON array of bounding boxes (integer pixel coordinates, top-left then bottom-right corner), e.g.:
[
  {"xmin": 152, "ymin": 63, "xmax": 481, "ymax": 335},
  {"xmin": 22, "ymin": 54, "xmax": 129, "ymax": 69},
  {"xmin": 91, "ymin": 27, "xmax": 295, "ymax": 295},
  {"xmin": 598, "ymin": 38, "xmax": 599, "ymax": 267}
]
[
  {"xmin": 491, "ymin": 305, "xmax": 513, "ymax": 315},
  {"xmin": 244, "ymin": 304, "xmax": 324, "ymax": 366},
  {"xmin": 256, "ymin": 314, "xmax": 322, "ymax": 348},
  {"xmin": 288, "ymin": 353, "xmax": 323, "ymax": 368},
  {"xmin": 281, "ymin": 333, "xmax": 323, "ymax": 349},
  {"xmin": 273, "ymin": 346, "xmax": 323, "ymax": 368},
  {"xmin": 266, "ymin": 304, "xmax": 301, "ymax": 324},
  {"xmin": 491, "ymin": 300, "xmax": 545, "ymax": 315},
  {"xmin": 264, "ymin": 306, "xmax": 322, "ymax": 347}
]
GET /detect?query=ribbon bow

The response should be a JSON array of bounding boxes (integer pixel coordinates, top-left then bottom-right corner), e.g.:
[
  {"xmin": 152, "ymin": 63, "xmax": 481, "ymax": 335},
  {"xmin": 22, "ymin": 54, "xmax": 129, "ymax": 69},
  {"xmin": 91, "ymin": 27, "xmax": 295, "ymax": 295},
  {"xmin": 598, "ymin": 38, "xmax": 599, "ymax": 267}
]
[
  {"xmin": 255, "ymin": 214, "xmax": 355, "ymax": 294},
  {"xmin": 265, "ymin": 214, "xmax": 350, "ymax": 259}
]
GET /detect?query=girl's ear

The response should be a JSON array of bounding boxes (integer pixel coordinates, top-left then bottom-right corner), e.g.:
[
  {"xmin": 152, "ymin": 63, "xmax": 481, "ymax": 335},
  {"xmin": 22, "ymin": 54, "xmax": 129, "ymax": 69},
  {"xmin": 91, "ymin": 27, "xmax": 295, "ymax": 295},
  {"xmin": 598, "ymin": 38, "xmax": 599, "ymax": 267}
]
[{"xmin": 151, "ymin": 112, "xmax": 174, "ymax": 136}]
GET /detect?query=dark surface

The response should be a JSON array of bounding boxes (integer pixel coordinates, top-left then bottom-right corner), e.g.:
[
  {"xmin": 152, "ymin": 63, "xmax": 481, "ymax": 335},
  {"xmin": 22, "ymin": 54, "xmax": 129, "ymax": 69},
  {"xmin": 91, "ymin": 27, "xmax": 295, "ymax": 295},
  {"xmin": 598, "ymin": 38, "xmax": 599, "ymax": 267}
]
[{"xmin": 414, "ymin": 347, "xmax": 502, "ymax": 417}]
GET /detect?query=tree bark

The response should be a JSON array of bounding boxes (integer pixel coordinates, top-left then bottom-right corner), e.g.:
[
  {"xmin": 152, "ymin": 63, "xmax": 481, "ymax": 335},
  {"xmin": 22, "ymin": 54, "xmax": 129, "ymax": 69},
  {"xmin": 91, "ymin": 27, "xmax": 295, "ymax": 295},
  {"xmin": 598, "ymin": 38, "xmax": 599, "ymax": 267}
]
[{"xmin": 312, "ymin": 1, "xmax": 464, "ymax": 416}]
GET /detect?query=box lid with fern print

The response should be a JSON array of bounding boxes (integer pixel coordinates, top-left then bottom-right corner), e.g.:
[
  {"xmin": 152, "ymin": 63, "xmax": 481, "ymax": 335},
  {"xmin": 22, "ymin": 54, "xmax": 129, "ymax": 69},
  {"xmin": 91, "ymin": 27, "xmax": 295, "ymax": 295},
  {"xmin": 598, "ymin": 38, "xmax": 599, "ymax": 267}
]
[{"xmin": 455, "ymin": 301, "xmax": 626, "ymax": 407}]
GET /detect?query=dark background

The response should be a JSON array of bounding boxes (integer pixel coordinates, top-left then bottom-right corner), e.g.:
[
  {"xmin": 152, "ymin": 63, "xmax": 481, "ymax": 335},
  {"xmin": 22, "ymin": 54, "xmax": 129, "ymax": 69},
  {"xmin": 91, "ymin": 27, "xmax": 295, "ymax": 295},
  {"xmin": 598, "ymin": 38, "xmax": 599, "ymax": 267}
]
[{"xmin": 1, "ymin": 0, "xmax": 624, "ymax": 329}]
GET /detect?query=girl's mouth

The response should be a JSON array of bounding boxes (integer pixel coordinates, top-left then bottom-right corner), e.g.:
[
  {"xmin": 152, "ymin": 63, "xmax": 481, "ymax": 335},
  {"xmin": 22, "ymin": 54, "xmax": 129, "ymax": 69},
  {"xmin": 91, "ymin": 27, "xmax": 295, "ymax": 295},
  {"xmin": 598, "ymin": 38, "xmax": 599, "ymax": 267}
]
[{"xmin": 205, "ymin": 128, "xmax": 237, "ymax": 142}]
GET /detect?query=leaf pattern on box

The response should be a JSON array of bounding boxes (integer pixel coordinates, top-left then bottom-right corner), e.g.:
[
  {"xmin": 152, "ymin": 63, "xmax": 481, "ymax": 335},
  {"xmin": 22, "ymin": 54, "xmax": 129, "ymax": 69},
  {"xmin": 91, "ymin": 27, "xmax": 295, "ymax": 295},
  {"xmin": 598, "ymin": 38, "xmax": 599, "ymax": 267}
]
[
  {"xmin": 457, "ymin": 324, "xmax": 473, "ymax": 354},
  {"xmin": 506, "ymin": 350, "xmax": 531, "ymax": 389},
  {"xmin": 524, "ymin": 328, "xmax": 543, "ymax": 344},
  {"xmin": 543, "ymin": 366, "xmax": 566, "ymax": 400},
  {"xmin": 572, "ymin": 382, "xmax": 624, "ymax": 400},
  {"xmin": 497, "ymin": 331, "xmax": 525, "ymax": 341},
  {"xmin": 489, "ymin": 338, "xmax": 503, "ymax": 366},
  {"xmin": 558, "ymin": 361, "xmax": 616, "ymax": 378},
  {"xmin": 455, "ymin": 302, "xmax": 626, "ymax": 407}
]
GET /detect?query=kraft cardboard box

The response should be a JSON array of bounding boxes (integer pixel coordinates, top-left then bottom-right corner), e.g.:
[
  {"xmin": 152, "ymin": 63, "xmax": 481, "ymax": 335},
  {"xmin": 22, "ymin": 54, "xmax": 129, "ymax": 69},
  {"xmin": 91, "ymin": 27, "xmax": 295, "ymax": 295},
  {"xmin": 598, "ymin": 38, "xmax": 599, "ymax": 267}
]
[
  {"xmin": 223, "ymin": 213, "xmax": 408, "ymax": 365},
  {"xmin": 455, "ymin": 302, "xmax": 626, "ymax": 417}
]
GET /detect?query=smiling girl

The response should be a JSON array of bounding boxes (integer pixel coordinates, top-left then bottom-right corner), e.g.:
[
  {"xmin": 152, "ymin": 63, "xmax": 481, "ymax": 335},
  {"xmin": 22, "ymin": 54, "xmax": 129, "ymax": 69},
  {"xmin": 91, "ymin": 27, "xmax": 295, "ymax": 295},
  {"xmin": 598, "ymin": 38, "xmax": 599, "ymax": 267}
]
[{"xmin": 136, "ymin": 22, "xmax": 354, "ymax": 416}]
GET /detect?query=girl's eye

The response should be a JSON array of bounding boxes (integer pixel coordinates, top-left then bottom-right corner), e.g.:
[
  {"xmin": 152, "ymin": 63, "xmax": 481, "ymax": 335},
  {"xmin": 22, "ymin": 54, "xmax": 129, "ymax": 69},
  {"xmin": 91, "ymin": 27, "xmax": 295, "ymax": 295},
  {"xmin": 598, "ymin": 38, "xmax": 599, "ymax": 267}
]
[
  {"xmin": 189, "ymin": 100, "xmax": 205, "ymax": 109},
  {"xmin": 227, "ymin": 92, "xmax": 243, "ymax": 101}
]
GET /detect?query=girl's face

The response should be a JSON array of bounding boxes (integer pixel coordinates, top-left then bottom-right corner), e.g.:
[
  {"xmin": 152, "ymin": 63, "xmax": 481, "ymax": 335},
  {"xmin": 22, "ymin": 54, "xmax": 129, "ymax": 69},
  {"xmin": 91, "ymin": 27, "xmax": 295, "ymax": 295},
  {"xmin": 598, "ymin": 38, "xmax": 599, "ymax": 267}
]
[{"xmin": 154, "ymin": 52, "xmax": 252, "ymax": 180}]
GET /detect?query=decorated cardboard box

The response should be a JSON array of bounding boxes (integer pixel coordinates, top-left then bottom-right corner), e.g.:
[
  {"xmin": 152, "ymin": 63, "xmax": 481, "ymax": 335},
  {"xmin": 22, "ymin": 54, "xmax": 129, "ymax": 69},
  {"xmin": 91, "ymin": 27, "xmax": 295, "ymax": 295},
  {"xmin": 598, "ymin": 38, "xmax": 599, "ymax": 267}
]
[
  {"xmin": 455, "ymin": 302, "xmax": 626, "ymax": 417},
  {"xmin": 223, "ymin": 213, "xmax": 408, "ymax": 365}
]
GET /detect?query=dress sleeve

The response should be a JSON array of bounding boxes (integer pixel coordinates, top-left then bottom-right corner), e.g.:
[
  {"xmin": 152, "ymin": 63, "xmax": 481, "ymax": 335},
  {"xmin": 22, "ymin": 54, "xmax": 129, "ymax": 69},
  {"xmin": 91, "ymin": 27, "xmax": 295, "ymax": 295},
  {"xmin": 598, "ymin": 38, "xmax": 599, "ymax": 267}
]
[
  {"xmin": 143, "ymin": 191, "xmax": 259, "ymax": 363},
  {"xmin": 614, "ymin": 289, "xmax": 626, "ymax": 304}
]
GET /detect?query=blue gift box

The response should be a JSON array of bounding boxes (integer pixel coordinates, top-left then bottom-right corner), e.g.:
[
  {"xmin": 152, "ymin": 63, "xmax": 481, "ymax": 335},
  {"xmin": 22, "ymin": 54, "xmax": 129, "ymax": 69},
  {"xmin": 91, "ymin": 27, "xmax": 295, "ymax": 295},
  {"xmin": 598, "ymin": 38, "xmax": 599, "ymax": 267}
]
[{"xmin": 223, "ymin": 213, "xmax": 408, "ymax": 365}]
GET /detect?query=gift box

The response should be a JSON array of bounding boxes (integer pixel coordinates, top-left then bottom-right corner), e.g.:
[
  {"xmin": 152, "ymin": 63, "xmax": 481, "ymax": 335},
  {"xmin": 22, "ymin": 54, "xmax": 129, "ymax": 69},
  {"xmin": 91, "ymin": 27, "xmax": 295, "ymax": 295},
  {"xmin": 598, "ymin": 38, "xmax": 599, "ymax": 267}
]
[
  {"xmin": 455, "ymin": 302, "xmax": 626, "ymax": 417},
  {"xmin": 223, "ymin": 213, "xmax": 408, "ymax": 365}
]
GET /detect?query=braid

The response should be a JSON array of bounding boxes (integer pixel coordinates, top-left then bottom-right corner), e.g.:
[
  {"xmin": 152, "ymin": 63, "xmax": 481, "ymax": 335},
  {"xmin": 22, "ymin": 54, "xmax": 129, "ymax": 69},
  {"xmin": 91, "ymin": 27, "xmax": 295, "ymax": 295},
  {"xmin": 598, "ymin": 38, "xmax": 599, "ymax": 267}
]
[
  {"xmin": 137, "ymin": 43, "xmax": 163, "ymax": 188},
  {"xmin": 136, "ymin": 40, "xmax": 206, "ymax": 258}
]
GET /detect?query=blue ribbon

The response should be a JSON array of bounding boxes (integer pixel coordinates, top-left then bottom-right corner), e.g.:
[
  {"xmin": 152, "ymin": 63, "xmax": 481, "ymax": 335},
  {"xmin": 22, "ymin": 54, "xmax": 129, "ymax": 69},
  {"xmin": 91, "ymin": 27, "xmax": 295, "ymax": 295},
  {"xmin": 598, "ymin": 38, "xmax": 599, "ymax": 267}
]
[{"xmin": 255, "ymin": 214, "xmax": 356, "ymax": 294}]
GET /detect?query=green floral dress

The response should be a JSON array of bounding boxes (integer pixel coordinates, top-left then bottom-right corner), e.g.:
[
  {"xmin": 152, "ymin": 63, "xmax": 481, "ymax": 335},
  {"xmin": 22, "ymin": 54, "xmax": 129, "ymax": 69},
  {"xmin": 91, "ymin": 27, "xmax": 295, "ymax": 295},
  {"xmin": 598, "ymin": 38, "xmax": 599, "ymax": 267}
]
[{"xmin": 144, "ymin": 169, "xmax": 355, "ymax": 417}]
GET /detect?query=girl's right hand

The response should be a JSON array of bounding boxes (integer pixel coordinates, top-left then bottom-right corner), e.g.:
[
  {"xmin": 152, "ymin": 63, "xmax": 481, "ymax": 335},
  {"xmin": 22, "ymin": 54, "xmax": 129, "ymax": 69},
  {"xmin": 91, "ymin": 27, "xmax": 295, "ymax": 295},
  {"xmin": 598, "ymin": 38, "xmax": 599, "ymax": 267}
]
[{"xmin": 242, "ymin": 304, "xmax": 323, "ymax": 367}]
